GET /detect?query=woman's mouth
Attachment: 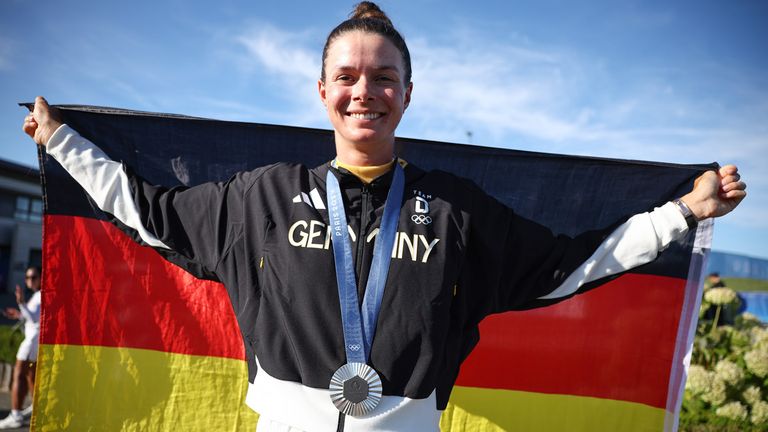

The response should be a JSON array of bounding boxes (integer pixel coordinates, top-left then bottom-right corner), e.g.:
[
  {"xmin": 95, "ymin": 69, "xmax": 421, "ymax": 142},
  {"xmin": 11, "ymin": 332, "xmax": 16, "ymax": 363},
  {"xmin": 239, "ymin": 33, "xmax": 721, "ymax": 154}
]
[{"xmin": 348, "ymin": 112, "xmax": 384, "ymax": 120}]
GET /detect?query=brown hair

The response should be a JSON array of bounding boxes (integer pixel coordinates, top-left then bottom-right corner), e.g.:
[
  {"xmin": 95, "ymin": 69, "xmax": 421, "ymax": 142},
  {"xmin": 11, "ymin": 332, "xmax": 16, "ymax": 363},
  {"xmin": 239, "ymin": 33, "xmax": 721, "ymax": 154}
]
[
  {"xmin": 320, "ymin": 2, "xmax": 412, "ymax": 85},
  {"xmin": 26, "ymin": 265, "xmax": 41, "ymax": 276}
]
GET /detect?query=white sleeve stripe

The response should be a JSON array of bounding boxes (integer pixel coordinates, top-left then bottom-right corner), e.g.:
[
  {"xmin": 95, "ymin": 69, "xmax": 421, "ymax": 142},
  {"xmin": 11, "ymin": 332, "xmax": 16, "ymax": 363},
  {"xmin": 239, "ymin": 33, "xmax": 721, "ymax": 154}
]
[
  {"xmin": 46, "ymin": 124, "xmax": 171, "ymax": 249},
  {"xmin": 539, "ymin": 202, "xmax": 688, "ymax": 300}
]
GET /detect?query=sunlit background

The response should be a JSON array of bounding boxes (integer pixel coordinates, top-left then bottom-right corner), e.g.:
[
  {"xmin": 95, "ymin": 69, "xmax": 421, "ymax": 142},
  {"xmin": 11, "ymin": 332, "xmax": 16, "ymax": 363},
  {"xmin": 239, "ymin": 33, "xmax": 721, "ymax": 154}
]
[{"xmin": 1, "ymin": 0, "xmax": 765, "ymax": 259}]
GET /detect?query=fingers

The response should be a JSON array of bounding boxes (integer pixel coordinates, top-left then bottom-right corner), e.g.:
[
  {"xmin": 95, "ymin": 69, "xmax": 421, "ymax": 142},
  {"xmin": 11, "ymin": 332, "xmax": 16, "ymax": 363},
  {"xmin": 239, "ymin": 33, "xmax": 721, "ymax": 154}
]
[
  {"xmin": 720, "ymin": 173, "xmax": 740, "ymax": 187},
  {"xmin": 688, "ymin": 164, "xmax": 747, "ymax": 219},
  {"xmin": 22, "ymin": 113, "xmax": 38, "ymax": 138},
  {"xmin": 721, "ymin": 189, "xmax": 747, "ymax": 200},
  {"xmin": 718, "ymin": 164, "xmax": 738, "ymax": 177},
  {"xmin": 721, "ymin": 182, "xmax": 747, "ymax": 199},
  {"xmin": 716, "ymin": 164, "xmax": 746, "ymax": 195},
  {"xmin": 717, "ymin": 163, "xmax": 747, "ymax": 205},
  {"xmin": 24, "ymin": 96, "xmax": 62, "ymax": 146},
  {"xmin": 33, "ymin": 96, "xmax": 50, "ymax": 117},
  {"xmin": 22, "ymin": 97, "xmax": 46, "ymax": 139},
  {"xmin": 32, "ymin": 96, "xmax": 50, "ymax": 128},
  {"xmin": 721, "ymin": 178, "xmax": 746, "ymax": 193}
]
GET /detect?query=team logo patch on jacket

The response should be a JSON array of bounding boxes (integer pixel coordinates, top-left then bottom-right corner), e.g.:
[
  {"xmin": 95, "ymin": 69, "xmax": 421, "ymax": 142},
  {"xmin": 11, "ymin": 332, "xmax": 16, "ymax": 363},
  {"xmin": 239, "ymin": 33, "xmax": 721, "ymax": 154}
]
[{"xmin": 412, "ymin": 190, "xmax": 432, "ymax": 225}]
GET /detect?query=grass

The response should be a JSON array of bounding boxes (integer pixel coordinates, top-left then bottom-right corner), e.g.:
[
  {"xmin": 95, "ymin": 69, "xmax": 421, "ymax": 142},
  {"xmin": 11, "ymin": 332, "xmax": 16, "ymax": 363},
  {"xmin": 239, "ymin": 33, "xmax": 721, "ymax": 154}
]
[
  {"xmin": 0, "ymin": 325, "xmax": 23, "ymax": 364},
  {"xmin": 723, "ymin": 278, "xmax": 768, "ymax": 292}
]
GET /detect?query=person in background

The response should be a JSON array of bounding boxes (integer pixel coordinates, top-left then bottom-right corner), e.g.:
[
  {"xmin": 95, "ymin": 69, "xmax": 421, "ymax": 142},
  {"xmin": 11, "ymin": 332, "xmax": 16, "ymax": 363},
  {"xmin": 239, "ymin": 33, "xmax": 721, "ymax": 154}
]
[
  {"xmin": 706, "ymin": 272, "xmax": 726, "ymax": 289},
  {"xmin": 0, "ymin": 266, "xmax": 42, "ymax": 428},
  {"xmin": 704, "ymin": 271, "xmax": 745, "ymax": 325}
]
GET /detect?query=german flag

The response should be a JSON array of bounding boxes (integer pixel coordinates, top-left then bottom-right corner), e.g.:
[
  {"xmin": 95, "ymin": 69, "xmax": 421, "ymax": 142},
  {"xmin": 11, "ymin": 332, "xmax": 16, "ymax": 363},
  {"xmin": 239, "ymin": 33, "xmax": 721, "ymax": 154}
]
[{"xmin": 32, "ymin": 105, "xmax": 712, "ymax": 431}]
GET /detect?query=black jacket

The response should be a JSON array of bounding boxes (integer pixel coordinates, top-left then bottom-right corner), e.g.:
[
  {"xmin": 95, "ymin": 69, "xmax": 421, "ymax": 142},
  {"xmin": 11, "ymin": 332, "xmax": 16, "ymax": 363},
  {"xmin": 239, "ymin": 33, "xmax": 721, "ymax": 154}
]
[{"xmin": 127, "ymin": 160, "xmax": 619, "ymax": 405}]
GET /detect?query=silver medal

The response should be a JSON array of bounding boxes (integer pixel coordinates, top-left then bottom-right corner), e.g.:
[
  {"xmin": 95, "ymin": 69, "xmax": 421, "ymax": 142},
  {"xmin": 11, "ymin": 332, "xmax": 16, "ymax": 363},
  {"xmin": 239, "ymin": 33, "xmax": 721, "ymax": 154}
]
[{"xmin": 329, "ymin": 362, "xmax": 382, "ymax": 416}]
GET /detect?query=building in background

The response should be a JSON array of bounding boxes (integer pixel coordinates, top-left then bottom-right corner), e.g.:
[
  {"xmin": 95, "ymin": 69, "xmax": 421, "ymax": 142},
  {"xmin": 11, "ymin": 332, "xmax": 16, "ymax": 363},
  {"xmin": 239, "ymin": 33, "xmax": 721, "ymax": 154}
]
[
  {"xmin": 0, "ymin": 158, "xmax": 42, "ymax": 294},
  {"xmin": 706, "ymin": 251, "xmax": 768, "ymax": 280}
]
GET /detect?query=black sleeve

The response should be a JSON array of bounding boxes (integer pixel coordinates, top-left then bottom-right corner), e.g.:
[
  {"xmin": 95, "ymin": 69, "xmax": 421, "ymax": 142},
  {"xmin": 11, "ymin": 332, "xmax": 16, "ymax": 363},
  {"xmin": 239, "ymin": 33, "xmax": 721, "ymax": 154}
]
[
  {"xmin": 458, "ymin": 180, "xmax": 624, "ymax": 324},
  {"xmin": 119, "ymin": 164, "xmax": 270, "ymax": 280}
]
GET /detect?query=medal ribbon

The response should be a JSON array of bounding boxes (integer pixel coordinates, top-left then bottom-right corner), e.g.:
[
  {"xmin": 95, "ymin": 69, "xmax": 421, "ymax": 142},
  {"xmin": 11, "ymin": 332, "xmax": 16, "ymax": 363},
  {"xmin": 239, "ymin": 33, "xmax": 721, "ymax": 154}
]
[{"xmin": 326, "ymin": 162, "xmax": 404, "ymax": 363}]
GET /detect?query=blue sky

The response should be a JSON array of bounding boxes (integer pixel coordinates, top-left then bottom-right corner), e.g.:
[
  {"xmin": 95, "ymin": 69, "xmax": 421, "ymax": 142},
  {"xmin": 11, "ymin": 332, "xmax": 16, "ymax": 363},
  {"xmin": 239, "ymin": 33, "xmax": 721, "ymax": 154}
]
[{"xmin": 1, "ymin": 0, "xmax": 766, "ymax": 259}]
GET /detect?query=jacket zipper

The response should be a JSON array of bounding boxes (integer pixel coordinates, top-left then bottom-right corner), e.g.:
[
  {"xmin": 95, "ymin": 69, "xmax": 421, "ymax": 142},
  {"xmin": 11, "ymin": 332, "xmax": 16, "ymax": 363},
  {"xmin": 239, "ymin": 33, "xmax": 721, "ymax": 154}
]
[{"xmin": 355, "ymin": 184, "xmax": 371, "ymax": 302}]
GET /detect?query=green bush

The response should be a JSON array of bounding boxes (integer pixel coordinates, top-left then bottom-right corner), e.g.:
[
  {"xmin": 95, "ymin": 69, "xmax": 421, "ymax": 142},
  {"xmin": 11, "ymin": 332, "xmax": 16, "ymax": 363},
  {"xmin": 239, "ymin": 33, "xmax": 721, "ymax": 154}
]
[
  {"xmin": 723, "ymin": 278, "xmax": 768, "ymax": 293},
  {"xmin": 0, "ymin": 324, "xmax": 24, "ymax": 364},
  {"xmin": 681, "ymin": 287, "xmax": 768, "ymax": 431}
]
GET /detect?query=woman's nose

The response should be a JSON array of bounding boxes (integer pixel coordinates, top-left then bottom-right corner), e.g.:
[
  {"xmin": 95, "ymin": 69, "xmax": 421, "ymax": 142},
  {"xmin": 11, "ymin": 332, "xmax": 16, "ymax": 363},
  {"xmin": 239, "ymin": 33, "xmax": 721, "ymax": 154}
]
[{"xmin": 352, "ymin": 78, "xmax": 374, "ymax": 101}]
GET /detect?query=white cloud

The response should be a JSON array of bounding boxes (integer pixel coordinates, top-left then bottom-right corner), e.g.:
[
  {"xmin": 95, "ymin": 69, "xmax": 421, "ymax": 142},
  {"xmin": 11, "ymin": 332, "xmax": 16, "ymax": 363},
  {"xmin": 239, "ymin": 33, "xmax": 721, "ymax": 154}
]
[
  {"xmin": 233, "ymin": 24, "xmax": 326, "ymax": 126},
  {"xmin": 407, "ymin": 36, "xmax": 582, "ymax": 142},
  {"xmin": 235, "ymin": 25, "xmax": 317, "ymax": 81}
]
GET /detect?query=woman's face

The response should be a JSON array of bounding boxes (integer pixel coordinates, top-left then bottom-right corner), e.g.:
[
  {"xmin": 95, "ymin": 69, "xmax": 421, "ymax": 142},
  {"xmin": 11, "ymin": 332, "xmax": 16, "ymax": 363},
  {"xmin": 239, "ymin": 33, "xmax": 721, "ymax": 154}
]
[
  {"xmin": 319, "ymin": 31, "xmax": 412, "ymax": 157},
  {"xmin": 25, "ymin": 268, "xmax": 41, "ymax": 291}
]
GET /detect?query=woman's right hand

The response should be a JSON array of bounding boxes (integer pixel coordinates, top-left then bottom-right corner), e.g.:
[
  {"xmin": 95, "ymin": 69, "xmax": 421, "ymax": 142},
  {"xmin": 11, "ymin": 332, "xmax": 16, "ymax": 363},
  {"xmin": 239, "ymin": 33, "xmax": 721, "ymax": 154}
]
[
  {"xmin": 23, "ymin": 96, "xmax": 63, "ymax": 147},
  {"xmin": 2, "ymin": 308, "xmax": 20, "ymax": 320}
]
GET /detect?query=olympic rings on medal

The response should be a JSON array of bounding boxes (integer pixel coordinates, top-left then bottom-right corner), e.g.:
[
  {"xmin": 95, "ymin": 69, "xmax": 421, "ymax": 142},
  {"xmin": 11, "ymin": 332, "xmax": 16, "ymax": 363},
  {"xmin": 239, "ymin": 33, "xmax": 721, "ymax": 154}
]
[{"xmin": 411, "ymin": 214, "xmax": 432, "ymax": 225}]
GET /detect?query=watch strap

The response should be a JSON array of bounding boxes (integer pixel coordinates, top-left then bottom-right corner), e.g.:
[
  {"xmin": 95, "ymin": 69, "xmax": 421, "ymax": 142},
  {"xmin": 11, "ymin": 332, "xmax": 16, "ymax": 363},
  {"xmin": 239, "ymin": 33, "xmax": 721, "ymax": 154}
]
[{"xmin": 672, "ymin": 199, "xmax": 698, "ymax": 230}]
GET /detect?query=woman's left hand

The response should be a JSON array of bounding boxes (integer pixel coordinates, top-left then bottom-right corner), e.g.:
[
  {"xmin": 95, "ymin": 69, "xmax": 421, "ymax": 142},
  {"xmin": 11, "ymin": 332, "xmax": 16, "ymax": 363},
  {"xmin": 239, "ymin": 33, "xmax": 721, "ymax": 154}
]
[
  {"xmin": 680, "ymin": 165, "xmax": 747, "ymax": 220},
  {"xmin": 15, "ymin": 284, "xmax": 25, "ymax": 304}
]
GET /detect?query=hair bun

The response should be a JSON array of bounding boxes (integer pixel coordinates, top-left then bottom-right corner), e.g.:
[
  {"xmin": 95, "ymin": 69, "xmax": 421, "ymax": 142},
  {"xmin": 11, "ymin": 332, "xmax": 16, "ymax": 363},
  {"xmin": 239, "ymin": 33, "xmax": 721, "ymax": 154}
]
[{"xmin": 351, "ymin": 1, "xmax": 393, "ymax": 26}]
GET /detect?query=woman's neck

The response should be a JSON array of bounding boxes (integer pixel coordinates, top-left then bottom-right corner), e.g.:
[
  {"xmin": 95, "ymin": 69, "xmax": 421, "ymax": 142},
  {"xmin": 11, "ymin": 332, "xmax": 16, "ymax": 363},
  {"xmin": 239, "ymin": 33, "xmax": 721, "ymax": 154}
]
[{"xmin": 335, "ymin": 140, "xmax": 394, "ymax": 167}]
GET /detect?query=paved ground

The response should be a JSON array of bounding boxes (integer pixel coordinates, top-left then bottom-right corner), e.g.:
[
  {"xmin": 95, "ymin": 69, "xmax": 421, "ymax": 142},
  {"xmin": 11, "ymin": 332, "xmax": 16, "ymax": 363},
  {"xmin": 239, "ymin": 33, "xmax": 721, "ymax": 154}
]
[{"xmin": 0, "ymin": 390, "xmax": 29, "ymax": 432}]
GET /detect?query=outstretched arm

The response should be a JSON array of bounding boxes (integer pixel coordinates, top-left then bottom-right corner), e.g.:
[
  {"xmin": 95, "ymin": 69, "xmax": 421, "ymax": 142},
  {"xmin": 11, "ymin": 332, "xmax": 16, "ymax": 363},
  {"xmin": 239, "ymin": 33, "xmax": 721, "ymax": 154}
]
[
  {"xmin": 23, "ymin": 97, "xmax": 173, "ymax": 249},
  {"xmin": 543, "ymin": 164, "xmax": 746, "ymax": 299},
  {"xmin": 537, "ymin": 166, "xmax": 746, "ymax": 303},
  {"xmin": 23, "ymin": 96, "xmax": 262, "ymax": 275},
  {"xmin": 462, "ymin": 162, "xmax": 747, "ymax": 318}
]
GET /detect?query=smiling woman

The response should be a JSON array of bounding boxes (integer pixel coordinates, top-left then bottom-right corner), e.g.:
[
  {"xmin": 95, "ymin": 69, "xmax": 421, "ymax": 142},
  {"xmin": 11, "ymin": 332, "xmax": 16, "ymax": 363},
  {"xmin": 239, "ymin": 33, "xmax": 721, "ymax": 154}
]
[
  {"xmin": 319, "ymin": 30, "xmax": 412, "ymax": 166},
  {"xmin": 21, "ymin": 1, "xmax": 747, "ymax": 431},
  {"xmin": 318, "ymin": 3, "xmax": 412, "ymax": 166}
]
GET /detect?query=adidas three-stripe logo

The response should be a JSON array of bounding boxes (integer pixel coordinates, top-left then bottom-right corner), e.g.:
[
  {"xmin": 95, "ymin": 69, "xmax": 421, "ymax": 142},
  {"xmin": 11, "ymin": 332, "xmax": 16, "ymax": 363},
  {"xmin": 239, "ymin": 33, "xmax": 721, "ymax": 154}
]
[{"xmin": 292, "ymin": 188, "xmax": 326, "ymax": 210}]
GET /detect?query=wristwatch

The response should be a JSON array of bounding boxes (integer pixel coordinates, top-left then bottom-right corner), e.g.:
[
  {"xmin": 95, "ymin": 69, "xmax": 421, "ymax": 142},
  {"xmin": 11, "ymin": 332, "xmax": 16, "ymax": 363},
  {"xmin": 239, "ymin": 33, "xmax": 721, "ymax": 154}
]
[{"xmin": 673, "ymin": 199, "xmax": 698, "ymax": 230}]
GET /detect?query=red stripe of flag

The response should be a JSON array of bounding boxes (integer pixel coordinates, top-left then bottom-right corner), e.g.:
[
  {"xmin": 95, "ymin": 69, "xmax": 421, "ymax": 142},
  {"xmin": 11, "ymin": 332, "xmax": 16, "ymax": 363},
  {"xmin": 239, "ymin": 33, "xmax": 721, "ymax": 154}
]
[
  {"xmin": 41, "ymin": 215, "xmax": 245, "ymax": 360},
  {"xmin": 455, "ymin": 273, "xmax": 685, "ymax": 409}
]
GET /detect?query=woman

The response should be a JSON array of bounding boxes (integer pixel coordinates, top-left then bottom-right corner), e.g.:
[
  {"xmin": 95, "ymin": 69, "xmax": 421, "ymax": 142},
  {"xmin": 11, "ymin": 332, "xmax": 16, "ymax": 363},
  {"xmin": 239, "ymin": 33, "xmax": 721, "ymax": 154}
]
[
  {"xmin": 23, "ymin": 2, "xmax": 746, "ymax": 431},
  {"xmin": 0, "ymin": 266, "xmax": 42, "ymax": 429}
]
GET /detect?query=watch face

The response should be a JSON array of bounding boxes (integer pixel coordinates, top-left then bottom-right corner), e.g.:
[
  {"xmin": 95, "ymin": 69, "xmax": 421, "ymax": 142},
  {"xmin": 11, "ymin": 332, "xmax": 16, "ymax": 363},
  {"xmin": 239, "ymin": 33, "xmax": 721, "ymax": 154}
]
[{"xmin": 673, "ymin": 200, "xmax": 697, "ymax": 229}]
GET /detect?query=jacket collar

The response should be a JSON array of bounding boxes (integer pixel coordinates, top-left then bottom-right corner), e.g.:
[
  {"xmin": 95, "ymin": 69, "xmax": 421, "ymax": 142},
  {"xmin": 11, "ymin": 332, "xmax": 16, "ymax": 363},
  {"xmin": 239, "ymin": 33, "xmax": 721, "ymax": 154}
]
[{"xmin": 312, "ymin": 158, "xmax": 424, "ymax": 189}]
